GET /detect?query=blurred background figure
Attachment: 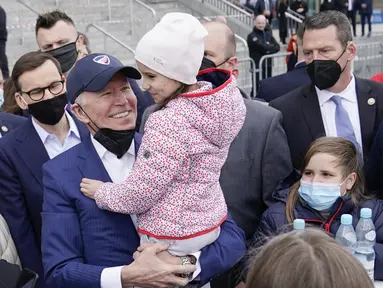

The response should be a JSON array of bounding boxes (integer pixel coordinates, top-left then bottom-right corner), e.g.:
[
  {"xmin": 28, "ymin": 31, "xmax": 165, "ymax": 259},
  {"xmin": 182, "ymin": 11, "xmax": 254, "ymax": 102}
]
[
  {"xmin": 290, "ymin": 0, "xmax": 308, "ymax": 18},
  {"xmin": 359, "ymin": 0, "xmax": 373, "ymax": 37},
  {"xmin": 320, "ymin": 0, "xmax": 334, "ymax": 11},
  {"xmin": 277, "ymin": 0, "xmax": 288, "ymax": 44},
  {"xmin": 0, "ymin": 5, "xmax": 9, "ymax": 80},
  {"xmin": 247, "ymin": 14, "xmax": 280, "ymax": 92},
  {"xmin": 347, "ymin": 0, "xmax": 358, "ymax": 37}
]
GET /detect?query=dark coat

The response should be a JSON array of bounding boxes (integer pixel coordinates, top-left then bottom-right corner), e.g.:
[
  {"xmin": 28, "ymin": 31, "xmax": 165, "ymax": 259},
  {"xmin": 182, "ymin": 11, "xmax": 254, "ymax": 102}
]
[
  {"xmin": 247, "ymin": 28, "xmax": 280, "ymax": 65},
  {"xmin": 254, "ymin": 170, "xmax": 383, "ymax": 280},
  {"xmin": 359, "ymin": 0, "xmax": 373, "ymax": 15},
  {"xmin": 0, "ymin": 6, "xmax": 6, "ymax": 41}
]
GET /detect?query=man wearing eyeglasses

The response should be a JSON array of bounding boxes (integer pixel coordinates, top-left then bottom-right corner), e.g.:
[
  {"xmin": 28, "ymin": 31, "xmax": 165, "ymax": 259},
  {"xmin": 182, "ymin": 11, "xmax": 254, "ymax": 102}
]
[{"xmin": 0, "ymin": 51, "xmax": 89, "ymax": 287}]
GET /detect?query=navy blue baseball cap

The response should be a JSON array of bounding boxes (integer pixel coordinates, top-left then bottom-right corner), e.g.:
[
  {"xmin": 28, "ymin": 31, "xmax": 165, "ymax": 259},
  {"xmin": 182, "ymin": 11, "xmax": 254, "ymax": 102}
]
[{"xmin": 67, "ymin": 53, "xmax": 141, "ymax": 104}]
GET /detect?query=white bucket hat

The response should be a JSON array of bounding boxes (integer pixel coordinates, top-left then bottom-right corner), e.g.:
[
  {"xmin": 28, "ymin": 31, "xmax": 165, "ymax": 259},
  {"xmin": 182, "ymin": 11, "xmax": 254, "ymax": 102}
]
[{"xmin": 135, "ymin": 12, "xmax": 208, "ymax": 85}]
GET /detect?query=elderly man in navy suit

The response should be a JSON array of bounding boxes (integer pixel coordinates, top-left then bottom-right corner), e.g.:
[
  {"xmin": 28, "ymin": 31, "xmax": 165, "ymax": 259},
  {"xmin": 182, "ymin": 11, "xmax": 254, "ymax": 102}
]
[
  {"xmin": 41, "ymin": 53, "xmax": 246, "ymax": 288},
  {"xmin": 256, "ymin": 23, "xmax": 311, "ymax": 102},
  {"xmin": 0, "ymin": 51, "xmax": 89, "ymax": 287}
]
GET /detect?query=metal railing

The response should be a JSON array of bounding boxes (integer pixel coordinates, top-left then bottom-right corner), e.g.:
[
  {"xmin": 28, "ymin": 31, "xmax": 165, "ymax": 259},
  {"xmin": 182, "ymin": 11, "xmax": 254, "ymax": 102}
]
[
  {"xmin": 16, "ymin": 0, "xmax": 39, "ymax": 45},
  {"xmin": 134, "ymin": 0, "xmax": 157, "ymax": 28},
  {"xmin": 86, "ymin": 23, "xmax": 136, "ymax": 56},
  {"xmin": 354, "ymin": 42, "xmax": 383, "ymax": 79},
  {"xmin": 285, "ymin": 11, "xmax": 303, "ymax": 36},
  {"xmin": 201, "ymin": 0, "xmax": 253, "ymax": 27},
  {"xmin": 237, "ymin": 58, "xmax": 256, "ymax": 98}
]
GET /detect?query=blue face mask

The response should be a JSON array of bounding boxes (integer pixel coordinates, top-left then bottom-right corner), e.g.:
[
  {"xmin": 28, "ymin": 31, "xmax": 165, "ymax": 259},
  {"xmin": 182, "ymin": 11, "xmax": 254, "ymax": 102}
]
[
  {"xmin": 298, "ymin": 179, "xmax": 346, "ymax": 211},
  {"xmin": 0, "ymin": 89, "xmax": 3, "ymax": 107}
]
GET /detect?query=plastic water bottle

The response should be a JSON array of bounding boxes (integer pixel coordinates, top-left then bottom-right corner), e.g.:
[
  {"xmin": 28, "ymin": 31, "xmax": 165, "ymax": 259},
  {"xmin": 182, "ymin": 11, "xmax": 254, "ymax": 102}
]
[
  {"xmin": 335, "ymin": 214, "xmax": 356, "ymax": 254},
  {"xmin": 355, "ymin": 208, "xmax": 376, "ymax": 281},
  {"xmin": 293, "ymin": 219, "xmax": 305, "ymax": 231}
]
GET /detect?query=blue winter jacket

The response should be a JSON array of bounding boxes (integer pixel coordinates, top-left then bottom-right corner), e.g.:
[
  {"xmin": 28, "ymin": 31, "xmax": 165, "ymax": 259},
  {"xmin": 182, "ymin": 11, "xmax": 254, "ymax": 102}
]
[{"xmin": 254, "ymin": 171, "xmax": 383, "ymax": 280}]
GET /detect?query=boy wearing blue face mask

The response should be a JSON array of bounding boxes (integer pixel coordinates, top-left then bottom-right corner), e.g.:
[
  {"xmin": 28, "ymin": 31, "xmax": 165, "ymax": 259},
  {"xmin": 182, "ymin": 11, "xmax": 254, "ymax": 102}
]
[{"xmin": 254, "ymin": 136, "xmax": 383, "ymax": 280}]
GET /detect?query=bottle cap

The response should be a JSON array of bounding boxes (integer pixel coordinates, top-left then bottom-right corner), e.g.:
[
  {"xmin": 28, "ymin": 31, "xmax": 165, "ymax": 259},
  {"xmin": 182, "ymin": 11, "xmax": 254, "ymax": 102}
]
[
  {"xmin": 293, "ymin": 219, "xmax": 305, "ymax": 230},
  {"xmin": 360, "ymin": 208, "xmax": 372, "ymax": 219},
  {"xmin": 341, "ymin": 214, "xmax": 353, "ymax": 225}
]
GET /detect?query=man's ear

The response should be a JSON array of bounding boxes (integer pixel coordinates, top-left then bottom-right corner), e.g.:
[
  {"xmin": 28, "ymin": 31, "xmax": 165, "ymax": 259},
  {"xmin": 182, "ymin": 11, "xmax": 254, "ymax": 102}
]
[
  {"xmin": 15, "ymin": 92, "xmax": 28, "ymax": 110},
  {"xmin": 71, "ymin": 103, "xmax": 90, "ymax": 125}
]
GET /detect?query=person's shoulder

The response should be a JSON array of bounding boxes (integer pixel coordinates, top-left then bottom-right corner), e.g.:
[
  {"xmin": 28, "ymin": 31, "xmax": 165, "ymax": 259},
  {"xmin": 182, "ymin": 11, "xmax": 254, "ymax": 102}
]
[
  {"xmin": 43, "ymin": 142, "xmax": 83, "ymax": 172},
  {"xmin": 357, "ymin": 77, "xmax": 383, "ymax": 91},
  {"xmin": 270, "ymin": 83, "xmax": 309, "ymax": 107},
  {"xmin": 244, "ymin": 98, "xmax": 280, "ymax": 118},
  {"xmin": 0, "ymin": 112, "xmax": 27, "ymax": 125}
]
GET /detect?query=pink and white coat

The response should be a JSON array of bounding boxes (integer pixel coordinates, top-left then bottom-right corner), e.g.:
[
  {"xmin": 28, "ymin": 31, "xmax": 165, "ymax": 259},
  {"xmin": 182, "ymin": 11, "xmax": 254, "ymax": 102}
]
[{"xmin": 95, "ymin": 69, "xmax": 246, "ymax": 239}]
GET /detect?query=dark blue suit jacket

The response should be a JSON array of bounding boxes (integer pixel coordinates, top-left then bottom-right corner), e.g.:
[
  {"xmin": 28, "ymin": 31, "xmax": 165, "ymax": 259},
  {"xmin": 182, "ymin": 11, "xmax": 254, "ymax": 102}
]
[
  {"xmin": 0, "ymin": 112, "xmax": 27, "ymax": 137},
  {"xmin": 0, "ymin": 115, "xmax": 88, "ymax": 287},
  {"xmin": 256, "ymin": 62, "xmax": 311, "ymax": 102},
  {"xmin": 42, "ymin": 133, "xmax": 246, "ymax": 287},
  {"xmin": 366, "ymin": 121, "xmax": 383, "ymax": 196}
]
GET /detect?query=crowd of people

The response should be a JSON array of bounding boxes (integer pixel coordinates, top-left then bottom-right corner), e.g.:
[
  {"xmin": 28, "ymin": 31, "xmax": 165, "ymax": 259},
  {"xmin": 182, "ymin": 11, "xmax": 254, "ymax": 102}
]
[{"xmin": 0, "ymin": 1, "xmax": 382, "ymax": 288}]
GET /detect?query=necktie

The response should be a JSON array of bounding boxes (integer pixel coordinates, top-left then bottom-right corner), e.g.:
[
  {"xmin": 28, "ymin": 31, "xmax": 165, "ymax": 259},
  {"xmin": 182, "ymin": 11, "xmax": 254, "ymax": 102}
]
[{"xmin": 330, "ymin": 95, "xmax": 361, "ymax": 151}]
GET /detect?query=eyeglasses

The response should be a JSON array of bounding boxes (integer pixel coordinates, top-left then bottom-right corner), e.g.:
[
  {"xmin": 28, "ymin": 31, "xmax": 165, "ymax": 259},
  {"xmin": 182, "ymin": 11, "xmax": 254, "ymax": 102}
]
[{"xmin": 20, "ymin": 80, "xmax": 65, "ymax": 101}]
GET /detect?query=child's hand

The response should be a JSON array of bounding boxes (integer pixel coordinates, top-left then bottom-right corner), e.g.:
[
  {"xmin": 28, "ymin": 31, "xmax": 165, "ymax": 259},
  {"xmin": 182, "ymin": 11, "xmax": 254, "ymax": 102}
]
[{"xmin": 80, "ymin": 178, "xmax": 104, "ymax": 199}]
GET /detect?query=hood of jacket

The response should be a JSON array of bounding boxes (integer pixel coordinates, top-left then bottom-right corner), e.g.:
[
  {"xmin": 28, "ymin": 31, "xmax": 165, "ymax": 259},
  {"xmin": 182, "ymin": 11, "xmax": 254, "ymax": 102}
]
[{"xmin": 176, "ymin": 68, "xmax": 246, "ymax": 148}]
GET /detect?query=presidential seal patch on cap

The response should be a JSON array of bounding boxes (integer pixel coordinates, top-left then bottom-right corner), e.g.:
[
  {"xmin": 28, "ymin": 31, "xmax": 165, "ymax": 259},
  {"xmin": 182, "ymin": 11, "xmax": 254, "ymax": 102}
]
[{"xmin": 93, "ymin": 55, "xmax": 111, "ymax": 65}]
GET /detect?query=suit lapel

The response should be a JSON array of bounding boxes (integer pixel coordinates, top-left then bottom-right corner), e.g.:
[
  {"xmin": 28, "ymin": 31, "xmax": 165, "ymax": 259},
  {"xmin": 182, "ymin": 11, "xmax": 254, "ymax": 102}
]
[
  {"xmin": 0, "ymin": 118, "xmax": 10, "ymax": 137},
  {"xmin": 301, "ymin": 85, "xmax": 326, "ymax": 140},
  {"xmin": 77, "ymin": 135, "xmax": 112, "ymax": 182},
  {"xmin": 15, "ymin": 120, "xmax": 50, "ymax": 187},
  {"xmin": 355, "ymin": 77, "xmax": 374, "ymax": 155}
]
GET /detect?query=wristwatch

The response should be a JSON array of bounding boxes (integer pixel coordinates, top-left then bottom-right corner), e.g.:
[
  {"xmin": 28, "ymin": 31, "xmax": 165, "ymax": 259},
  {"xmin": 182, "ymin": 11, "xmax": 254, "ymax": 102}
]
[{"xmin": 179, "ymin": 255, "xmax": 197, "ymax": 278}]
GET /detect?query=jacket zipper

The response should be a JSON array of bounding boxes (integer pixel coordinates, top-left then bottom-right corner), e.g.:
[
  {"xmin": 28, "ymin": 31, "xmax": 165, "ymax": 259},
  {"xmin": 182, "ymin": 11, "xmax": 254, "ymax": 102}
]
[{"xmin": 302, "ymin": 201, "xmax": 344, "ymax": 233}]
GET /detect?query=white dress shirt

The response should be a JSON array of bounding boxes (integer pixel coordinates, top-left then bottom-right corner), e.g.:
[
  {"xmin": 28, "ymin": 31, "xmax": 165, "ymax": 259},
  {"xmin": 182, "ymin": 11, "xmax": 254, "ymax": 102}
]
[
  {"xmin": 316, "ymin": 75, "xmax": 363, "ymax": 152},
  {"xmin": 92, "ymin": 136, "xmax": 201, "ymax": 288},
  {"xmin": 32, "ymin": 111, "xmax": 81, "ymax": 159}
]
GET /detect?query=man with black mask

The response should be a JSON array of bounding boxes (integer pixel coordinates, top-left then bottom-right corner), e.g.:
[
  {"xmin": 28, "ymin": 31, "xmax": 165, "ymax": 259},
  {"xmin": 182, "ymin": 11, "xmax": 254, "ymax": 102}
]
[
  {"xmin": 35, "ymin": 10, "xmax": 154, "ymax": 131},
  {"xmin": 269, "ymin": 10, "xmax": 383, "ymax": 171},
  {"xmin": 0, "ymin": 51, "xmax": 89, "ymax": 287}
]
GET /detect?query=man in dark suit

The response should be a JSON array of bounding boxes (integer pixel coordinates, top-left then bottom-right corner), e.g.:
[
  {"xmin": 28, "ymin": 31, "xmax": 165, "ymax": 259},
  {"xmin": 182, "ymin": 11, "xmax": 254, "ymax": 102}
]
[
  {"xmin": 0, "ymin": 5, "xmax": 8, "ymax": 79},
  {"xmin": 35, "ymin": 10, "xmax": 154, "ymax": 131},
  {"xmin": 42, "ymin": 53, "xmax": 246, "ymax": 287},
  {"xmin": 270, "ymin": 11, "xmax": 383, "ymax": 170},
  {"xmin": 0, "ymin": 112, "xmax": 26, "ymax": 138},
  {"xmin": 334, "ymin": 0, "xmax": 349, "ymax": 14},
  {"xmin": 256, "ymin": 23, "xmax": 311, "ymax": 102},
  {"xmin": 0, "ymin": 52, "xmax": 89, "ymax": 287},
  {"xmin": 347, "ymin": 0, "xmax": 357, "ymax": 37}
]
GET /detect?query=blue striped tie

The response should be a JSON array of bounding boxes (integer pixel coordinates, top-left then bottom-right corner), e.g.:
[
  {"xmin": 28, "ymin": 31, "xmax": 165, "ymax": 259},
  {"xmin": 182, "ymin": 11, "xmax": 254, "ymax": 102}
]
[{"xmin": 331, "ymin": 95, "xmax": 361, "ymax": 151}]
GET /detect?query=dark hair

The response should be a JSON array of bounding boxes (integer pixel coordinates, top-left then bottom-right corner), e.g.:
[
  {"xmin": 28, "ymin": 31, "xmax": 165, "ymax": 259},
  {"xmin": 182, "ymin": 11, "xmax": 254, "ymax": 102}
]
[
  {"xmin": 35, "ymin": 10, "xmax": 75, "ymax": 35},
  {"xmin": 304, "ymin": 10, "xmax": 352, "ymax": 47},
  {"xmin": 286, "ymin": 137, "xmax": 366, "ymax": 223},
  {"xmin": 11, "ymin": 52, "xmax": 62, "ymax": 91},
  {"xmin": 2, "ymin": 78, "xmax": 22, "ymax": 115},
  {"xmin": 247, "ymin": 228, "xmax": 373, "ymax": 288}
]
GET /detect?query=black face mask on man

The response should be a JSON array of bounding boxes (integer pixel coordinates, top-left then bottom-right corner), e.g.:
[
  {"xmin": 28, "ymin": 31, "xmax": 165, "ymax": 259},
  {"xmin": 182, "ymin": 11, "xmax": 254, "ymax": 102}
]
[
  {"xmin": 307, "ymin": 48, "xmax": 348, "ymax": 90},
  {"xmin": 46, "ymin": 41, "xmax": 78, "ymax": 73},
  {"xmin": 78, "ymin": 105, "xmax": 135, "ymax": 159},
  {"xmin": 199, "ymin": 57, "xmax": 229, "ymax": 71},
  {"xmin": 26, "ymin": 93, "xmax": 68, "ymax": 125}
]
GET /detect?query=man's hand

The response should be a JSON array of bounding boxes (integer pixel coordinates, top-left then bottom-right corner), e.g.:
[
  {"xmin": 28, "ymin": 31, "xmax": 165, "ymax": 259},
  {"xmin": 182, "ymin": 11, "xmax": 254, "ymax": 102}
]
[
  {"xmin": 297, "ymin": 7, "xmax": 304, "ymax": 13},
  {"xmin": 264, "ymin": 10, "xmax": 271, "ymax": 16},
  {"xmin": 361, "ymin": 3, "xmax": 367, "ymax": 8},
  {"xmin": 80, "ymin": 178, "xmax": 104, "ymax": 199},
  {"xmin": 122, "ymin": 243, "xmax": 195, "ymax": 288},
  {"xmin": 134, "ymin": 243, "xmax": 182, "ymax": 266}
]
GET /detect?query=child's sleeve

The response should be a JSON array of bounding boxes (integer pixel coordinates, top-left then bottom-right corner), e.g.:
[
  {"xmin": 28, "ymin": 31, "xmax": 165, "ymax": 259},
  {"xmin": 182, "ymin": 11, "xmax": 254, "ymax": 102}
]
[{"xmin": 94, "ymin": 112, "xmax": 188, "ymax": 215}]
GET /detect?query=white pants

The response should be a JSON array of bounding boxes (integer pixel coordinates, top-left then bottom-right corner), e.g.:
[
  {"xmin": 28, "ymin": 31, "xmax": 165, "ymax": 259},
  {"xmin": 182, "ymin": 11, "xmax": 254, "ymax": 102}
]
[{"xmin": 140, "ymin": 227, "xmax": 221, "ymax": 256}]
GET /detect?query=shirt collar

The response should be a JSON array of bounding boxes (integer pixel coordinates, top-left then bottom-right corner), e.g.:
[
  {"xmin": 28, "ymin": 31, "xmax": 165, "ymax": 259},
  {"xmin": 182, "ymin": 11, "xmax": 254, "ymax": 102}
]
[
  {"xmin": 316, "ymin": 74, "xmax": 357, "ymax": 106},
  {"xmin": 90, "ymin": 133, "xmax": 135, "ymax": 160},
  {"xmin": 32, "ymin": 111, "xmax": 81, "ymax": 144}
]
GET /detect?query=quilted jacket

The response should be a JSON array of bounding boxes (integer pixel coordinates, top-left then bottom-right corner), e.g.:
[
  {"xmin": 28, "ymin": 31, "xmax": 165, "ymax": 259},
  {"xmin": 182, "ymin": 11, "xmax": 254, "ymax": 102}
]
[
  {"xmin": 95, "ymin": 69, "xmax": 246, "ymax": 239},
  {"xmin": 0, "ymin": 214, "xmax": 20, "ymax": 266}
]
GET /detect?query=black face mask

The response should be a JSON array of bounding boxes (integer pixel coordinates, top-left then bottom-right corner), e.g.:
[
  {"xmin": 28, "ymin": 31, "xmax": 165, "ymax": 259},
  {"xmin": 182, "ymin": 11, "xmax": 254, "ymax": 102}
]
[
  {"xmin": 77, "ymin": 105, "xmax": 135, "ymax": 159},
  {"xmin": 307, "ymin": 49, "xmax": 348, "ymax": 90},
  {"xmin": 46, "ymin": 41, "xmax": 78, "ymax": 73},
  {"xmin": 199, "ymin": 57, "xmax": 229, "ymax": 71},
  {"xmin": 27, "ymin": 93, "xmax": 67, "ymax": 125},
  {"xmin": 94, "ymin": 128, "xmax": 135, "ymax": 159}
]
